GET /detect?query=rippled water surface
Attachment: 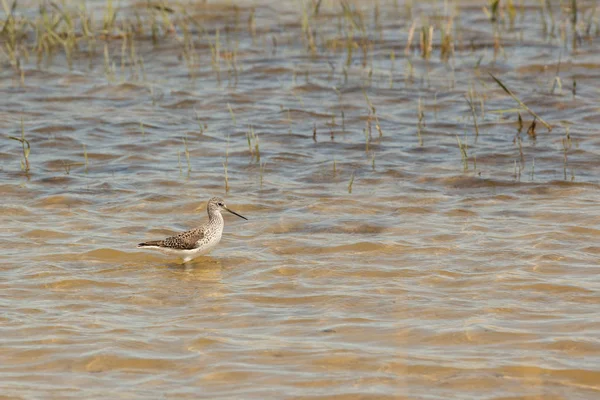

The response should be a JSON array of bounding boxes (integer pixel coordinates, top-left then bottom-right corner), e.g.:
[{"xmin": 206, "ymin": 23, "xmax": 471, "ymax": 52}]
[{"xmin": 2, "ymin": 0, "xmax": 600, "ymax": 398}]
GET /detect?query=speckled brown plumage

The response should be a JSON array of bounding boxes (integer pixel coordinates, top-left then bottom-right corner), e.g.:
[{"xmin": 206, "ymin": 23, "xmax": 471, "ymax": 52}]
[
  {"xmin": 136, "ymin": 197, "xmax": 248, "ymax": 262},
  {"xmin": 138, "ymin": 227, "xmax": 206, "ymax": 250}
]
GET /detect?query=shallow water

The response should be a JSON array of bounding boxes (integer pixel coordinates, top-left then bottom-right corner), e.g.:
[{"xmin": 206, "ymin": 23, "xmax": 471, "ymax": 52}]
[{"xmin": 1, "ymin": 0, "xmax": 600, "ymax": 398}]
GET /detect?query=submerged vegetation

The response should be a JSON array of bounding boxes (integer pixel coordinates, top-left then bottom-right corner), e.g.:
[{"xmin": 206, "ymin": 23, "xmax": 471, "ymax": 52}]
[
  {"xmin": 7, "ymin": 117, "xmax": 30, "ymax": 174},
  {"xmin": 0, "ymin": 0, "xmax": 595, "ymax": 185}
]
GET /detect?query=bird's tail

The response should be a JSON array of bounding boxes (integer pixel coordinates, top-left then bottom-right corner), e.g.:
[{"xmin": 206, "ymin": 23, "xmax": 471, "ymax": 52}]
[{"xmin": 137, "ymin": 241, "xmax": 162, "ymax": 248}]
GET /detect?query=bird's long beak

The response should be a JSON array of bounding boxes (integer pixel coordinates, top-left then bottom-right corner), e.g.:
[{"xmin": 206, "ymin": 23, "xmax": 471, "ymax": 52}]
[{"xmin": 224, "ymin": 206, "xmax": 248, "ymax": 220}]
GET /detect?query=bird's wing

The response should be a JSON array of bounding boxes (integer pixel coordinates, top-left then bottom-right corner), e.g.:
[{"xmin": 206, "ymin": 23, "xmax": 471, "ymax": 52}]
[{"xmin": 159, "ymin": 228, "xmax": 205, "ymax": 250}]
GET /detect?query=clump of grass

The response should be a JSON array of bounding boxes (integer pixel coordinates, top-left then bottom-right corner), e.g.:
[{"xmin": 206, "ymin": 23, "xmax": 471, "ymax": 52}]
[
  {"xmin": 61, "ymin": 160, "xmax": 83, "ymax": 175},
  {"xmin": 181, "ymin": 22, "xmax": 198, "ymax": 79},
  {"xmin": 248, "ymin": 8, "xmax": 256, "ymax": 42},
  {"xmin": 340, "ymin": 2, "xmax": 358, "ymax": 67},
  {"xmin": 456, "ymin": 135, "xmax": 469, "ymax": 172},
  {"xmin": 465, "ymin": 89, "xmax": 479, "ymax": 138},
  {"xmin": 489, "ymin": 73, "xmax": 552, "ymax": 131},
  {"xmin": 103, "ymin": 0, "xmax": 117, "ymax": 31},
  {"xmin": 506, "ymin": 0, "xmax": 517, "ymax": 29},
  {"xmin": 527, "ymin": 117, "xmax": 537, "ymax": 137},
  {"xmin": 562, "ymin": 128, "xmax": 573, "ymax": 181},
  {"xmin": 474, "ymin": 54, "xmax": 484, "ymax": 73},
  {"xmin": 223, "ymin": 162, "xmax": 229, "ymax": 192},
  {"xmin": 363, "ymin": 91, "xmax": 383, "ymax": 137},
  {"xmin": 194, "ymin": 110, "xmax": 207, "ymax": 134},
  {"xmin": 405, "ymin": 21, "xmax": 416, "ymax": 55},
  {"xmin": 62, "ymin": 160, "xmax": 71, "ymax": 175},
  {"xmin": 348, "ymin": 171, "xmax": 355, "ymax": 193},
  {"xmin": 492, "ymin": 31, "xmax": 505, "ymax": 63},
  {"xmin": 486, "ymin": 0, "xmax": 500, "ymax": 22},
  {"xmin": 209, "ymin": 28, "xmax": 222, "ymax": 82},
  {"xmin": 103, "ymin": 43, "xmax": 116, "ymax": 82},
  {"xmin": 513, "ymin": 127, "xmax": 524, "ymax": 164},
  {"xmin": 313, "ymin": 0, "xmax": 323, "ymax": 16},
  {"xmin": 301, "ymin": 1, "xmax": 317, "ymax": 56},
  {"xmin": 8, "ymin": 117, "xmax": 31, "ymax": 174},
  {"xmin": 227, "ymin": 102, "xmax": 236, "ymax": 126},
  {"xmin": 420, "ymin": 25, "xmax": 433, "ymax": 60},
  {"xmin": 246, "ymin": 126, "xmax": 260, "ymax": 162},
  {"xmin": 417, "ymin": 98, "xmax": 424, "ymax": 146},
  {"xmin": 440, "ymin": 24, "xmax": 454, "ymax": 64},
  {"xmin": 550, "ymin": 54, "xmax": 563, "ymax": 94}
]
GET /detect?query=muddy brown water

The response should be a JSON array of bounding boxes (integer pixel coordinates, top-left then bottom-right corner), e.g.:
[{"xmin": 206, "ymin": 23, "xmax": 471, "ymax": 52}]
[{"xmin": 1, "ymin": 0, "xmax": 600, "ymax": 398}]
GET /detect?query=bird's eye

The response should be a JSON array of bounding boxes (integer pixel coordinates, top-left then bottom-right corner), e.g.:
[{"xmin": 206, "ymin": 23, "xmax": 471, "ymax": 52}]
[{"xmin": 218, "ymin": 202, "xmax": 224, "ymax": 206}]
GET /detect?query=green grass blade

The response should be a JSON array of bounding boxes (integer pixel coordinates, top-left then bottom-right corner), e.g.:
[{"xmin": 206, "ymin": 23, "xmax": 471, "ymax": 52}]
[{"xmin": 489, "ymin": 73, "xmax": 552, "ymax": 131}]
